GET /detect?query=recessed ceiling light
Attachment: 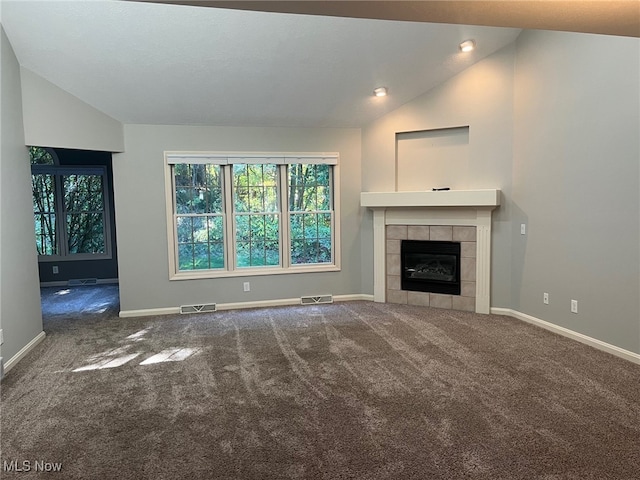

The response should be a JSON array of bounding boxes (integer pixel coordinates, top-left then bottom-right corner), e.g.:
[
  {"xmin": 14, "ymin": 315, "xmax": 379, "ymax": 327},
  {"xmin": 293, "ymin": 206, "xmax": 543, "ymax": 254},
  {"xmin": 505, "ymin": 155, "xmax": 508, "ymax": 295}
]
[
  {"xmin": 459, "ymin": 39, "xmax": 476, "ymax": 53},
  {"xmin": 373, "ymin": 87, "xmax": 388, "ymax": 97}
]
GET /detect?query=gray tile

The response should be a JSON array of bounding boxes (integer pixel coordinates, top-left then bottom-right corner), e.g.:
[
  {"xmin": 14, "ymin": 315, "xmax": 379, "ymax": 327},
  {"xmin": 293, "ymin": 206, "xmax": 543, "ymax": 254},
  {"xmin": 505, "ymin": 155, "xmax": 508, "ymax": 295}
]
[
  {"xmin": 452, "ymin": 295, "xmax": 475, "ymax": 312},
  {"xmin": 461, "ymin": 242, "xmax": 476, "ymax": 258},
  {"xmin": 453, "ymin": 226, "xmax": 476, "ymax": 242},
  {"xmin": 429, "ymin": 294, "xmax": 452, "ymax": 309},
  {"xmin": 408, "ymin": 226, "xmax": 430, "ymax": 240},
  {"xmin": 387, "ymin": 275, "xmax": 401, "ymax": 290},
  {"xmin": 387, "ymin": 254, "xmax": 401, "ymax": 275},
  {"xmin": 461, "ymin": 281, "xmax": 476, "ymax": 298},
  {"xmin": 461, "ymin": 257, "xmax": 476, "ymax": 281},
  {"xmin": 407, "ymin": 291, "xmax": 430, "ymax": 306},
  {"xmin": 430, "ymin": 226, "xmax": 452, "ymax": 241},
  {"xmin": 386, "ymin": 225, "xmax": 407, "ymax": 240},
  {"xmin": 387, "ymin": 290, "xmax": 408, "ymax": 304},
  {"xmin": 386, "ymin": 239, "xmax": 401, "ymax": 255}
]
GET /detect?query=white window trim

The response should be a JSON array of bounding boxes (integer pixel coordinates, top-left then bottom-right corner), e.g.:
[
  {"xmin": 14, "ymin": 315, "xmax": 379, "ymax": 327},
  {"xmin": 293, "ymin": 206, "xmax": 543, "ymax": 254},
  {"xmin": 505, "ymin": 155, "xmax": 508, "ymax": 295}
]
[{"xmin": 164, "ymin": 151, "xmax": 341, "ymax": 281}]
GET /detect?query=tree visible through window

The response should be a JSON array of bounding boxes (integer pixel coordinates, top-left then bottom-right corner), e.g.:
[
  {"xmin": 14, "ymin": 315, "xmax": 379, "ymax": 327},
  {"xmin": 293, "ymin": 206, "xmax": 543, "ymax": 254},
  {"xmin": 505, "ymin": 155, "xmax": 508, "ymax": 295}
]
[
  {"xmin": 288, "ymin": 164, "xmax": 332, "ymax": 265},
  {"xmin": 233, "ymin": 164, "xmax": 280, "ymax": 268},
  {"xmin": 30, "ymin": 147, "xmax": 111, "ymax": 260},
  {"xmin": 167, "ymin": 153, "xmax": 338, "ymax": 277},
  {"xmin": 174, "ymin": 164, "xmax": 225, "ymax": 270}
]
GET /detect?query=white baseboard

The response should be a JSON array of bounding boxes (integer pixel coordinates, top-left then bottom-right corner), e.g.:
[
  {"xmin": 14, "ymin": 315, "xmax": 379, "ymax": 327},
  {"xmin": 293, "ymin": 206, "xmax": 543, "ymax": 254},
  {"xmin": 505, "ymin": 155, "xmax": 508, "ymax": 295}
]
[
  {"xmin": 491, "ymin": 308, "xmax": 640, "ymax": 365},
  {"xmin": 40, "ymin": 278, "xmax": 119, "ymax": 287},
  {"xmin": 119, "ymin": 307, "xmax": 180, "ymax": 318},
  {"xmin": 4, "ymin": 331, "xmax": 47, "ymax": 374},
  {"xmin": 119, "ymin": 294, "xmax": 375, "ymax": 318},
  {"xmin": 334, "ymin": 294, "xmax": 375, "ymax": 302}
]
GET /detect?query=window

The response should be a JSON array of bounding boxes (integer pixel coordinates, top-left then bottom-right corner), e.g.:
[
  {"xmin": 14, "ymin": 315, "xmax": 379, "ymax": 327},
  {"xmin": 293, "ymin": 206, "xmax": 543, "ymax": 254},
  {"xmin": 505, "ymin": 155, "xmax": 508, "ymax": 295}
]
[
  {"xmin": 288, "ymin": 164, "xmax": 332, "ymax": 265},
  {"xmin": 233, "ymin": 164, "xmax": 280, "ymax": 268},
  {"xmin": 165, "ymin": 152, "xmax": 340, "ymax": 279},
  {"xmin": 174, "ymin": 164, "xmax": 225, "ymax": 270},
  {"xmin": 30, "ymin": 147, "xmax": 112, "ymax": 261}
]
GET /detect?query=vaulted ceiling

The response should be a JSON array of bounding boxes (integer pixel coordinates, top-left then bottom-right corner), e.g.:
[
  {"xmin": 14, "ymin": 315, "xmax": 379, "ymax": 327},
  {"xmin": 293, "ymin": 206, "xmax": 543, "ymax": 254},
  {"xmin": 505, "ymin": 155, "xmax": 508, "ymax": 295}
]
[
  {"xmin": 2, "ymin": 1, "xmax": 636, "ymax": 128},
  {"xmin": 144, "ymin": 1, "xmax": 640, "ymax": 38}
]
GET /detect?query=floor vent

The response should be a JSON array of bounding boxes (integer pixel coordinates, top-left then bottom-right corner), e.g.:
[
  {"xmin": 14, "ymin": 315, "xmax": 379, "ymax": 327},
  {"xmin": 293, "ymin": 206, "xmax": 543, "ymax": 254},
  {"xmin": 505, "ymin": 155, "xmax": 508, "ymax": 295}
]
[
  {"xmin": 68, "ymin": 278, "xmax": 98, "ymax": 286},
  {"xmin": 180, "ymin": 303, "xmax": 217, "ymax": 315},
  {"xmin": 301, "ymin": 295, "xmax": 333, "ymax": 305}
]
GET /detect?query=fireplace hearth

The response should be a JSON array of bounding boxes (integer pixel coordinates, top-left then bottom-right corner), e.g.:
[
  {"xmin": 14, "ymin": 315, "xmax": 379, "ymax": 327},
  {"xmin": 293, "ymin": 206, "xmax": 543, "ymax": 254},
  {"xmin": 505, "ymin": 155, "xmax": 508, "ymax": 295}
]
[{"xmin": 401, "ymin": 240, "xmax": 461, "ymax": 295}]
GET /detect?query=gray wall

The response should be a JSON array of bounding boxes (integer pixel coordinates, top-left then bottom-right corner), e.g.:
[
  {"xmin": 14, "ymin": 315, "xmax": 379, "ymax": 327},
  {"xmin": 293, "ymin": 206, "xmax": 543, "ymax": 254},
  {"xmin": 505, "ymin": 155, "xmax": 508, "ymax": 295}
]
[
  {"xmin": 113, "ymin": 124, "xmax": 363, "ymax": 312},
  {"xmin": 512, "ymin": 30, "xmax": 640, "ymax": 353},
  {"xmin": 5, "ymin": 20, "xmax": 638, "ymax": 356},
  {"xmin": 361, "ymin": 44, "xmax": 516, "ymax": 307},
  {"xmin": 361, "ymin": 32, "xmax": 640, "ymax": 354},
  {"xmin": 20, "ymin": 68, "xmax": 124, "ymax": 153},
  {"xmin": 0, "ymin": 25, "xmax": 44, "ymax": 363}
]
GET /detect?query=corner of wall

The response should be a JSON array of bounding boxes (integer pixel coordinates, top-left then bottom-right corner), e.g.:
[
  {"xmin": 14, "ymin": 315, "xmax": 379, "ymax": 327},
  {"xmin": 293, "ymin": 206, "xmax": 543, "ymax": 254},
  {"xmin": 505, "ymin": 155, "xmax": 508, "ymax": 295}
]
[
  {"xmin": 0, "ymin": 24, "xmax": 44, "ymax": 365},
  {"xmin": 20, "ymin": 67, "xmax": 124, "ymax": 152}
]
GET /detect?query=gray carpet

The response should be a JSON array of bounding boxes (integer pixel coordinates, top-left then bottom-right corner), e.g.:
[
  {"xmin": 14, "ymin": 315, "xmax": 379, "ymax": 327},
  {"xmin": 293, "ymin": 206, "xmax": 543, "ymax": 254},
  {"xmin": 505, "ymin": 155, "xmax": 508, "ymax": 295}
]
[{"xmin": 1, "ymin": 286, "xmax": 640, "ymax": 479}]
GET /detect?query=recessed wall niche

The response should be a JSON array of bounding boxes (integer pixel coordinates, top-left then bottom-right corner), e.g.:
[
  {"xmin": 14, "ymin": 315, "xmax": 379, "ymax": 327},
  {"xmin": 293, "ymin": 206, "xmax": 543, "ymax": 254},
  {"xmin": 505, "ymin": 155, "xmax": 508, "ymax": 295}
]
[{"xmin": 396, "ymin": 126, "xmax": 469, "ymax": 191}]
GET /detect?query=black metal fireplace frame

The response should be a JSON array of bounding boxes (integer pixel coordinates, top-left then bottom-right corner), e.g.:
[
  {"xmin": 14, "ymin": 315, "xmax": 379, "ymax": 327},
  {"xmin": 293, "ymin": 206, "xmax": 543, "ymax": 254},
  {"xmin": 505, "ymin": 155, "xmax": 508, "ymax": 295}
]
[{"xmin": 401, "ymin": 240, "xmax": 461, "ymax": 295}]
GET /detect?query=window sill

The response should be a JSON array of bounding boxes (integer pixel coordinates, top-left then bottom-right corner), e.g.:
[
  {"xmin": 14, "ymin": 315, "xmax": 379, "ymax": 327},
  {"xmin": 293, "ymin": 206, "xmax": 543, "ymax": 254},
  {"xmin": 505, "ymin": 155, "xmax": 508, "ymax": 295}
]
[{"xmin": 170, "ymin": 264, "xmax": 340, "ymax": 281}]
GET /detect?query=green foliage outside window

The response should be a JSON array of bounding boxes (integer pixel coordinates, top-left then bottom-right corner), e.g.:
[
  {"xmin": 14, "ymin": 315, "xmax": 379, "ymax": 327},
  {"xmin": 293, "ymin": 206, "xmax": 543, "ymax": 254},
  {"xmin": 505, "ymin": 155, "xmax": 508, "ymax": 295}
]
[
  {"xmin": 233, "ymin": 164, "xmax": 280, "ymax": 267},
  {"xmin": 288, "ymin": 164, "xmax": 332, "ymax": 265},
  {"xmin": 30, "ymin": 147, "xmax": 108, "ymax": 257},
  {"xmin": 64, "ymin": 174, "xmax": 106, "ymax": 254},
  {"xmin": 172, "ymin": 160, "xmax": 334, "ymax": 273},
  {"xmin": 32, "ymin": 173, "xmax": 57, "ymax": 255},
  {"xmin": 29, "ymin": 146, "xmax": 55, "ymax": 165},
  {"xmin": 174, "ymin": 164, "xmax": 225, "ymax": 270}
]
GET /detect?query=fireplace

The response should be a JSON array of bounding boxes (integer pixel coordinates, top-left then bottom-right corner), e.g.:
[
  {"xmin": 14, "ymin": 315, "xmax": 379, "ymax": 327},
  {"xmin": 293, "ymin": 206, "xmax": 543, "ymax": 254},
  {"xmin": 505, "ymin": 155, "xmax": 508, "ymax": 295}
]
[
  {"xmin": 401, "ymin": 240, "xmax": 461, "ymax": 295},
  {"xmin": 360, "ymin": 189, "xmax": 500, "ymax": 313}
]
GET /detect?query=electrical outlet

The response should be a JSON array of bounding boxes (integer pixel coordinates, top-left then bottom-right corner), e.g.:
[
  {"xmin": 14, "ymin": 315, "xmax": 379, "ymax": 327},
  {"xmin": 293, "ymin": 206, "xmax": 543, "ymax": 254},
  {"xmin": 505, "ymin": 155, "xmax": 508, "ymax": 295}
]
[
  {"xmin": 52, "ymin": 266, "xmax": 59, "ymax": 274},
  {"xmin": 543, "ymin": 293, "xmax": 549, "ymax": 305},
  {"xmin": 243, "ymin": 282, "xmax": 250, "ymax": 292},
  {"xmin": 520, "ymin": 224, "xmax": 526, "ymax": 235},
  {"xmin": 571, "ymin": 299, "xmax": 578, "ymax": 314}
]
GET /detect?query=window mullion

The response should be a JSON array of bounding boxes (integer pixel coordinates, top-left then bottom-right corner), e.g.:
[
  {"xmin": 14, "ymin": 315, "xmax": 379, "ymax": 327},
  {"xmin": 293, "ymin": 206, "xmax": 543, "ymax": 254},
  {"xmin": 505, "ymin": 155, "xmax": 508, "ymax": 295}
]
[
  {"xmin": 223, "ymin": 165, "xmax": 235, "ymax": 271},
  {"xmin": 279, "ymin": 165, "xmax": 290, "ymax": 269},
  {"xmin": 55, "ymin": 173, "xmax": 67, "ymax": 256},
  {"xmin": 101, "ymin": 171, "xmax": 111, "ymax": 258},
  {"xmin": 171, "ymin": 166, "xmax": 180, "ymax": 276}
]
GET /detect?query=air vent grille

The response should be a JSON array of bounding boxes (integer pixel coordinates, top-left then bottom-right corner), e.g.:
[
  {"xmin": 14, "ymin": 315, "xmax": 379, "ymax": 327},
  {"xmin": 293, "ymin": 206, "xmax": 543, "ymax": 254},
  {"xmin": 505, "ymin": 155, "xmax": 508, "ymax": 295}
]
[
  {"xmin": 300, "ymin": 295, "xmax": 333, "ymax": 305},
  {"xmin": 68, "ymin": 278, "xmax": 98, "ymax": 286},
  {"xmin": 180, "ymin": 303, "xmax": 217, "ymax": 314}
]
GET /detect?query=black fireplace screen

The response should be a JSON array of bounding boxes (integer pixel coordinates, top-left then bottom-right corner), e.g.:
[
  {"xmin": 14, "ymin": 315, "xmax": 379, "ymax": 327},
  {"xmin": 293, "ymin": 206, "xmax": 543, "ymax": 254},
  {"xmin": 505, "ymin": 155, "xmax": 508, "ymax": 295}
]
[{"xmin": 401, "ymin": 240, "xmax": 461, "ymax": 295}]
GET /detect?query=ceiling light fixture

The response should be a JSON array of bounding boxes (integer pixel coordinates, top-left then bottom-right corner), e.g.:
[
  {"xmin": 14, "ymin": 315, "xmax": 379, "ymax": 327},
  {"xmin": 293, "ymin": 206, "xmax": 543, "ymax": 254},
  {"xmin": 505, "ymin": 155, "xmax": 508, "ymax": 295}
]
[
  {"xmin": 373, "ymin": 87, "xmax": 388, "ymax": 97},
  {"xmin": 459, "ymin": 39, "xmax": 476, "ymax": 53}
]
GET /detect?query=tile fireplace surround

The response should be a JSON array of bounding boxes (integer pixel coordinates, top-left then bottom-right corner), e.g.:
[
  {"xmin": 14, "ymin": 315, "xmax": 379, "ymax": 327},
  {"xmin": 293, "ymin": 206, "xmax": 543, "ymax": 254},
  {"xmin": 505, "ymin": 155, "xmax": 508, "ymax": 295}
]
[{"xmin": 360, "ymin": 190, "xmax": 501, "ymax": 314}]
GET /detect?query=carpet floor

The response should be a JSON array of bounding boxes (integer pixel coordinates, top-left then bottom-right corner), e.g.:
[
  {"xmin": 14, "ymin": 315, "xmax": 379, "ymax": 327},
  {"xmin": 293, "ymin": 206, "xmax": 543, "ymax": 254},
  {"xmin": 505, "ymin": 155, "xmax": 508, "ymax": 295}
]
[{"xmin": 1, "ymin": 287, "xmax": 639, "ymax": 479}]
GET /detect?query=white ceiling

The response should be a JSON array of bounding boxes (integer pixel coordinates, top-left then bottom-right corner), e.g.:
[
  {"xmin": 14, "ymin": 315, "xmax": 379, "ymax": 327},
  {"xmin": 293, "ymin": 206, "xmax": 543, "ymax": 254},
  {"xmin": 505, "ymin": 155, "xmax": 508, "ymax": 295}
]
[{"xmin": 1, "ymin": 0, "xmax": 521, "ymax": 127}]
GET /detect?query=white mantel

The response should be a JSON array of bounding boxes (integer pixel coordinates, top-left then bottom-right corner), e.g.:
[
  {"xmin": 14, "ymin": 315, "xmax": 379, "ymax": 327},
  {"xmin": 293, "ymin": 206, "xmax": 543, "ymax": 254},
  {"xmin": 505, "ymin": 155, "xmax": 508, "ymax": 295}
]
[
  {"xmin": 361, "ymin": 189, "xmax": 501, "ymax": 314},
  {"xmin": 361, "ymin": 189, "xmax": 501, "ymax": 208}
]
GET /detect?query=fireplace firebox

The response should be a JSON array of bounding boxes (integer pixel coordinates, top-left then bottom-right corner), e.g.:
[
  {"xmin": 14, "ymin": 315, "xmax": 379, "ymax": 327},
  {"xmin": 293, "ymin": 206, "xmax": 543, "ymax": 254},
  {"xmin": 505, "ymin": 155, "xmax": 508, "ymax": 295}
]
[{"xmin": 401, "ymin": 240, "xmax": 461, "ymax": 295}]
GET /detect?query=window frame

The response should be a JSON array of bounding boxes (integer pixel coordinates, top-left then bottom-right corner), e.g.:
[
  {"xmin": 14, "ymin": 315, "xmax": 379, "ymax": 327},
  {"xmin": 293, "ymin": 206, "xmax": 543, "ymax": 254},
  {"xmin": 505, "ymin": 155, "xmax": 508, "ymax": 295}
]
[
  {"xmin": 164, "ymin": 151, "xmax": 341, "ymax": 280},
  {"xmin": 31, "ymin": 159, "xmax": 113, "ymax": 262}
]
